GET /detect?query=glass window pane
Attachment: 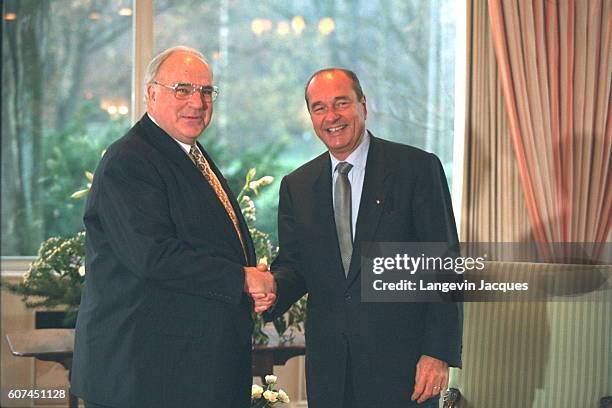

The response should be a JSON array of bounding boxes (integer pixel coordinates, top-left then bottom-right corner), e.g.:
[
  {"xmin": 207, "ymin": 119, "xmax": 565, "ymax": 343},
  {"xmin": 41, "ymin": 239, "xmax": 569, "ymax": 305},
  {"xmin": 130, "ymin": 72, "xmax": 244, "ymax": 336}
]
[
  {"xmin": 154, "ymin": 0, "xmax": 457, "ymax": 239},
  {"xmin": 2, "ymin": 0, "xmax": 133, "ymax": 255}
]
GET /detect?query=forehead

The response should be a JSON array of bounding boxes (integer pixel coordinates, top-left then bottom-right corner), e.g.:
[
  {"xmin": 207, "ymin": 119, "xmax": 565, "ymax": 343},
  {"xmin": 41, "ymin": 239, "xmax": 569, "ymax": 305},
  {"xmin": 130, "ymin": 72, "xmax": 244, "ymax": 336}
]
[
  {"xmin": 307, "ymin": 71, "xmax": 356, "ymax": 103},
  {"xmin": 157, "ymin": 52, "xmax": 212, "ymax": 83}
]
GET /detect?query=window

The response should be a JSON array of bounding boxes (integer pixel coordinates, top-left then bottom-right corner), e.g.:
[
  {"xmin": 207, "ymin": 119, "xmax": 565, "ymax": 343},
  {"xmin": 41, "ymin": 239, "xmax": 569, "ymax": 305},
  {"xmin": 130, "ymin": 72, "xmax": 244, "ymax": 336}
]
[
  {"xmin": 2, "ymin": 0, "xmax": 457, "ymax": 255},
  {"xmin": 2, "ymin": 0, "xmax": 133, "ymax": 255},
  {"xmin": 154, "ymin": 0, "xmax": 458, "ymax": 239}
]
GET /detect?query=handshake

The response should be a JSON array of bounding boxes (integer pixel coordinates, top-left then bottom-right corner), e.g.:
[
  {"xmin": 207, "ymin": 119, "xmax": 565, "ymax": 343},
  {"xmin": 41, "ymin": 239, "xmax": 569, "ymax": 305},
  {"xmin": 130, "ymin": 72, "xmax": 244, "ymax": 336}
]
[{"xmin": 243, "ymin": 264, "xmax": 277, "ymax": 313}]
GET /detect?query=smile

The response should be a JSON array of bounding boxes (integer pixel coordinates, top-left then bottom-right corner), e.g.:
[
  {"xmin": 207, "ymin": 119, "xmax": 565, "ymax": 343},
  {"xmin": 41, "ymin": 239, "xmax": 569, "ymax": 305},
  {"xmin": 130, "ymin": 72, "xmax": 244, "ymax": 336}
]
[{"xmin": 326, "ymin": 124, "xmax": 347, "ymax": 133}]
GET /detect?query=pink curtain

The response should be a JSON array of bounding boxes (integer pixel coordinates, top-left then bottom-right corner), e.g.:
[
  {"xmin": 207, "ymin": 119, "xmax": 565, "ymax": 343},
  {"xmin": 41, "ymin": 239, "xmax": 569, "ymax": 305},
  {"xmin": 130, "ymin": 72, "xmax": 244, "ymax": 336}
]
[{"xmin": 487, "ymin": 0, "xmax": 610, "ymax": 253}]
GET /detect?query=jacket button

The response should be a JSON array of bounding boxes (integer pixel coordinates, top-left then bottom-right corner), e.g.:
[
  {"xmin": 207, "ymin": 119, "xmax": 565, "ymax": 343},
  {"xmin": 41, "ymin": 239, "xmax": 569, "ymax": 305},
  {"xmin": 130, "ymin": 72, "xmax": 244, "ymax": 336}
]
[{"xmin": 344, "ymin": 293, "xmax": 351, "ymax": 301}]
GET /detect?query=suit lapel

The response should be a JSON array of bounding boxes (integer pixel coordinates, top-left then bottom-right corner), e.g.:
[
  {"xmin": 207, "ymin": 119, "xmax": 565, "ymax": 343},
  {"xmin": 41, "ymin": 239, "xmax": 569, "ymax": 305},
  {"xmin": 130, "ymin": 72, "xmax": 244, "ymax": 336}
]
[
  {"xmin": 139, "ymin": 115, "xmax": 250, "ymax": 264},
  {"xmin": 346, "ymin": 135, "xmax": 390, "ymax": 287}
]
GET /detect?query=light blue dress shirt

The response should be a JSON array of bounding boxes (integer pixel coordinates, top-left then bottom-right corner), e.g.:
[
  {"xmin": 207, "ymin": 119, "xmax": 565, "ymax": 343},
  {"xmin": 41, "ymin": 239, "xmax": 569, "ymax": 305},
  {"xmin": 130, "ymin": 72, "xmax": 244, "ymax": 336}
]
[{"xmin": 330, "ymin": 131, "xmax": 371, "ymax": 240}]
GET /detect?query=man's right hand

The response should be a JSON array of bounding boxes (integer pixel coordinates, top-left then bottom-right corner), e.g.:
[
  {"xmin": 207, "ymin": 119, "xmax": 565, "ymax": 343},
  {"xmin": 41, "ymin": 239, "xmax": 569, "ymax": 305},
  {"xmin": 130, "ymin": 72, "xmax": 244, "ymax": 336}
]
[{"xmin": 244, "ymin": 264, "xmax": 277, "ymax": 313}]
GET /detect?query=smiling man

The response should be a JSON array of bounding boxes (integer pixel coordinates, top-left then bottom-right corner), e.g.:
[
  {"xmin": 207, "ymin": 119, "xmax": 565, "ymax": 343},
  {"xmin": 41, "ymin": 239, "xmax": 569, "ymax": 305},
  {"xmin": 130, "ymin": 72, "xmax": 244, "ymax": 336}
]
[
  {"xmin": 71, "ymin": 46, "xmax": 275, "ymax": 408},
  {"xmin": 263, "ymin": 68, "xmax": 463, "ymax": 408}
]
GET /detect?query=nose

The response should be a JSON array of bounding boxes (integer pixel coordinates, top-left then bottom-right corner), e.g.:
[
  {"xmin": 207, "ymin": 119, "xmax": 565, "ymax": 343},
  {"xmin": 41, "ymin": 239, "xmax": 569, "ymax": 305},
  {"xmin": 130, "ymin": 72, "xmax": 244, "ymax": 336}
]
[
  {"xmin": 323, "ymin": 106, "xmax": 340, "ymax": 122},
  {"xmin": 186, "ymin": 91, "xmax": 208, "ymax": 109}
]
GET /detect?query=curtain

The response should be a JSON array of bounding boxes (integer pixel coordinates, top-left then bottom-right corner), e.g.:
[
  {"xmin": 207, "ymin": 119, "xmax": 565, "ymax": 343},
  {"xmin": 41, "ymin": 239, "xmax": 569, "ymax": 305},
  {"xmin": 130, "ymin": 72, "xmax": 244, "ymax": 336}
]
[
  {"xmin": 487, "ymin": 0, "xmax": 611, "ymax": 249},
  {"xmin": 460, "ymin": 0, "xmax": 533, "ymax": 244},
  {"xmin": 455, "ymin": 1, "xmax": 611, "ymax": 407}
]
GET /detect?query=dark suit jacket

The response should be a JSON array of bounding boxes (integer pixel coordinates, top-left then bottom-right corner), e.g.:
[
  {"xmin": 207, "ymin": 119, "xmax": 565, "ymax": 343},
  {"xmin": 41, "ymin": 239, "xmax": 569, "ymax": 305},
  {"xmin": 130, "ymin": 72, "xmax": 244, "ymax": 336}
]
[
  {"xmin": 71, "ymin": 114, "xmax": 255, "ymax": 408},
  {"xmin": 268, "ymin": 134, "xmax": 462, "ymax": 408}
]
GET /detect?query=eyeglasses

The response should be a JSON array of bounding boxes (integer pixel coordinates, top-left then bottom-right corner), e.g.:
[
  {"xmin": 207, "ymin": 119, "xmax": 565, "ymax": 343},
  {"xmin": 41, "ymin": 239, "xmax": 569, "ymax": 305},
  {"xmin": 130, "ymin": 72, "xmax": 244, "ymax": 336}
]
[{"xmin": 152, "ymin": 81, "xmax": 219, "ymax": 102}]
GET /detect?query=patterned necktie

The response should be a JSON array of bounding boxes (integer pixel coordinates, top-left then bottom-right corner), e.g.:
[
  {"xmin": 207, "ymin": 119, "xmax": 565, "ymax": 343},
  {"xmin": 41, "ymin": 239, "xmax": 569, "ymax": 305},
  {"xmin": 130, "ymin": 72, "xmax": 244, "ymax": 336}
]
[
  {"xmin": 334, "ymin": 161, "xmax": 353, "ymax": 276},
  {"xmin": 189, "ymin": 146, "xmax": 247, "ymax": 261}
]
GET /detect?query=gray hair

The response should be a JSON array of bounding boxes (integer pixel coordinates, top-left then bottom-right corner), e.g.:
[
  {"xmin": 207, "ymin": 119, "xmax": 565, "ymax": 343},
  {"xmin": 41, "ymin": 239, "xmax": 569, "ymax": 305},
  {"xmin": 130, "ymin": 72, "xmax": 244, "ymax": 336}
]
[{"xmin": 143, "ymin": 45, "xmax": 209, "ymax": 103}]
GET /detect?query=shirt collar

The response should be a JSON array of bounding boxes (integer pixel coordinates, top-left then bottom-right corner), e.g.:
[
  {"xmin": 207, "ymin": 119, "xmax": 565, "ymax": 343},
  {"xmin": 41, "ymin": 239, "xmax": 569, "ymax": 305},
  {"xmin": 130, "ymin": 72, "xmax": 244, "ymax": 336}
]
[
  {"xmin": 147, "ymin": 113, "xmax": 193, "ymax": 154},
  {"xmin": 330, "ymin": 131, "xmax": 370, "ymax": 174}
]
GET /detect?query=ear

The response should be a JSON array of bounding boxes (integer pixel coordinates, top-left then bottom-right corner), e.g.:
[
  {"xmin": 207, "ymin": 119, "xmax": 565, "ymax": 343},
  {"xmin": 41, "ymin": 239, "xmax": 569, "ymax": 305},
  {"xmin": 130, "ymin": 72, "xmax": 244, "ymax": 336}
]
[
  {"xmin": 361, "ymin": 96, "xmax": 367, "ymax": 120},
  {"xmin": 147, "ymin": 85, "xmax": 157, "ymax": 103}
]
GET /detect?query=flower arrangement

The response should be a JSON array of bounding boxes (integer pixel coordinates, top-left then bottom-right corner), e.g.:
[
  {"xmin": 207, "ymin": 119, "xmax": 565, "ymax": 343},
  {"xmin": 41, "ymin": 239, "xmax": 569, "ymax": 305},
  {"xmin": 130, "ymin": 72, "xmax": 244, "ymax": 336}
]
[
  {"xmin": 1, "ymin": 168, "xmax": 307, "ymax": 342},
  {"xmin": 251, "ymin": 375, "xmax": 290, "ymax": 407}
]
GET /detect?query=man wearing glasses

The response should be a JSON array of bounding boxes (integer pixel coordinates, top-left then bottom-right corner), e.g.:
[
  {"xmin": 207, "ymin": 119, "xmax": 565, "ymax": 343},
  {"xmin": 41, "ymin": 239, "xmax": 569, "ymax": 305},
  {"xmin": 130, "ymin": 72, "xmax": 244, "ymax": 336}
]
[{"xmin": 71, "ymin": 46, "xmax": 275, "ymax": 408}]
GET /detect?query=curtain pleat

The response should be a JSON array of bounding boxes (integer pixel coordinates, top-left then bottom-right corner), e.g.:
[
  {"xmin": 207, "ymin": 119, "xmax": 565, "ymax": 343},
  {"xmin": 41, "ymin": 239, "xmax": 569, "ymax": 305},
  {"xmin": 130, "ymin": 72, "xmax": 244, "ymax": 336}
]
[{"xmin": 487, "ymin": 0, "xmax": 611, "ymax": 249}]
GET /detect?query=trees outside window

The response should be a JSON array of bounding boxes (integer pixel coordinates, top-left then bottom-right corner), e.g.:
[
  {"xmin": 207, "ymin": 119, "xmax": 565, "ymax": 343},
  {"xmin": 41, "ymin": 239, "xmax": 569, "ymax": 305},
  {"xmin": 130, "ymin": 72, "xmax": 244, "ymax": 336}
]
[{"xmin": 2, "ymin": 0, "xmax": 133, "ymax": 255}]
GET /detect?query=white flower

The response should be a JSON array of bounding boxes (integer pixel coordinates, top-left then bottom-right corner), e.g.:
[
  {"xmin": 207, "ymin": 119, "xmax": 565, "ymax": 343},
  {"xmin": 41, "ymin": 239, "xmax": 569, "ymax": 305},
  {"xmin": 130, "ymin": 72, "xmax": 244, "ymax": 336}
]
[
  {"xmin": 241, "ymin": 195, "xmax": 256, "ymax": 222},
  {"xmin": 251, "ymin": 384, "xmax": 264, "ymax": 399},
  {"xmin": 258, "ymin": 257, "xmax": 268, "ymax": 267},
  {"xmin": 241, "ymin": 195, "xmax": 255, "ymax": 211},
  {"xmin": 263, "ymin": 390, "xmax": 278, "ymax": 403},
  {"xmin": 71, "ymin": 189, "xmax": 89, "ymax": 199},
  {"xmin": 278, "ymin": 389, "xmax": 290, "ymax": 403},
  {"xmin": 241, "ymin": 195, "xmax": 252, "ymax": 205},
  {"xmin": 257, "ymin": 176, "xmax": 274, "ymax": 187},
  {"xmin": 78, "ymin": 265, "xmax": 86, "ymax": 277},
  {"xmin": 265, "ymin": 374, "xmax": 277, "ymax": 384},
  {"xmin": 249, "ymin": 176, "xmax": 275, "ymax": 193}
]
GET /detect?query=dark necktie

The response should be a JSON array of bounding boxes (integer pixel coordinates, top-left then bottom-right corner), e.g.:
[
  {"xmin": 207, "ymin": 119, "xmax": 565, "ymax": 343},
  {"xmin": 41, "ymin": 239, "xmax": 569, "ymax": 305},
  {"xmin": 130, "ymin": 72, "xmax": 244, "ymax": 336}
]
[
  {"xmin": 334, "ymin": 162, "xmax": 353, "ymax": 276},
  {"xmin": 189, "ymin": 146, "xmax": 247, "ymax": 261}
]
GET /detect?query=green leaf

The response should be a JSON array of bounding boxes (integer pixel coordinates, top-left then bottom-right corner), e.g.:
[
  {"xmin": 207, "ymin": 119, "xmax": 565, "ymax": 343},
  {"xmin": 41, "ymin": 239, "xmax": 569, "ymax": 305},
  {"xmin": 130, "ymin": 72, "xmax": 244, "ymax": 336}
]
[{"xmin": 246, "ymin": 168, "xmax": 257, "ymax": 182}]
